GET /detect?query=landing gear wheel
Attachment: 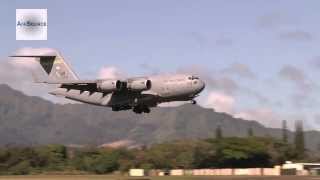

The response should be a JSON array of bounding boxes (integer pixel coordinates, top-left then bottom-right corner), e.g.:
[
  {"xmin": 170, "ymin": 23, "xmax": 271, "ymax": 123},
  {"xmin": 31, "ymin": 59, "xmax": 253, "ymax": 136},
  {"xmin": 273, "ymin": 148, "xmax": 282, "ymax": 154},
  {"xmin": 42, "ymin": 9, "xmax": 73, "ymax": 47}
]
[
  {"xmin": 143, "ymin": 107, "xmax": 151, "ymax": 113},
  {"xmin": 133, "ymin": 106, "xmax": 142, "ymax": 114},
  {"xmin": 191, "ymin": 100, "xmax": 197, "ymax": 105},
  {"xmin": 112, "ymin": 107, "xmax": 120, "ymax": 111},
  {"xmin": 133, "ymin": 106, "xmax": 150, "ymax": 114}
]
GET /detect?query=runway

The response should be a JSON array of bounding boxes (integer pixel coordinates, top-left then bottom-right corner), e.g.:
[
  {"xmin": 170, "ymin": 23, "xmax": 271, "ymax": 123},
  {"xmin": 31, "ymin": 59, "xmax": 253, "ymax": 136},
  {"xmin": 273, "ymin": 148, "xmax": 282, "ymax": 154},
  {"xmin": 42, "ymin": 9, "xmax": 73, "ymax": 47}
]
[{"xmin": 0, "ymin": 175, "xmax": 319, "ymax": 180}]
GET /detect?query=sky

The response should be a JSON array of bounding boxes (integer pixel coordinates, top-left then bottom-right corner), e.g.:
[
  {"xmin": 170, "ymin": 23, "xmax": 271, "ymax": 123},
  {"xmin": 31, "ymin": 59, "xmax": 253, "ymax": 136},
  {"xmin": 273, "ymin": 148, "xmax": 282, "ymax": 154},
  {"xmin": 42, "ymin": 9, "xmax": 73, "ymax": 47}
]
[{"xmin": 0, "ymin": 0, "xmax": 320, "ymax": 129}]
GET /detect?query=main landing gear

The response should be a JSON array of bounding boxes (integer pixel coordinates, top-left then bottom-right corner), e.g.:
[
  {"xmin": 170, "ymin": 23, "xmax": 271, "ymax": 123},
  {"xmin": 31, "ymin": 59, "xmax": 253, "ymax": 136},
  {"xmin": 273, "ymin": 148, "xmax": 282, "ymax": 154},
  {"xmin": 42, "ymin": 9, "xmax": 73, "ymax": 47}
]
[
  {"xmin": 133, "ymin": 105, "xmax": 150, "ymax": 114},
  {"xmin": 191, "ymin": 100, "xmax": 197, "ymax": 105}
]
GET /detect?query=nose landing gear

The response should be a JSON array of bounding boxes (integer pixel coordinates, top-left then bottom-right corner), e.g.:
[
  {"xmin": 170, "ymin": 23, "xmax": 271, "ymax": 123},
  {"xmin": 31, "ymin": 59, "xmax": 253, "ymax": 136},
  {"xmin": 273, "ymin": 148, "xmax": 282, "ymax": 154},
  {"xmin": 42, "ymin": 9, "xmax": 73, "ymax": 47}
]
[
  {"xmin": 133, "ymin": 105, "xmax": 151, "ymax": 114},
  {"xmin": 191, "ymin": 100, "xmax": 197, "ymax": 105}
]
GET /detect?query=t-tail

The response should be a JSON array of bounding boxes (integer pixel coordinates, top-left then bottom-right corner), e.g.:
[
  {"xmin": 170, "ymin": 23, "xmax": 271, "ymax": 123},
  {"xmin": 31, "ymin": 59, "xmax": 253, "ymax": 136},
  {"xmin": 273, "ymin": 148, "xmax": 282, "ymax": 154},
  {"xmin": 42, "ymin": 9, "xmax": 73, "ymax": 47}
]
[{"xmin": 10, "ymin": 48, "xmax": 79, "ymax": 82}]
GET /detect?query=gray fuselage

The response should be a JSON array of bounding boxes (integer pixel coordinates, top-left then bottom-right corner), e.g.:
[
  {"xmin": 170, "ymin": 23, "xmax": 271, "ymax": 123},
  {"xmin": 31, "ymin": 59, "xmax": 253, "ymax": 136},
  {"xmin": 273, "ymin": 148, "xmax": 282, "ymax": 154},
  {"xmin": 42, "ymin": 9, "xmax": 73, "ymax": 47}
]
[{"xmin": 50, "ymin": 74, "xmax": 205, "ymax": 110}]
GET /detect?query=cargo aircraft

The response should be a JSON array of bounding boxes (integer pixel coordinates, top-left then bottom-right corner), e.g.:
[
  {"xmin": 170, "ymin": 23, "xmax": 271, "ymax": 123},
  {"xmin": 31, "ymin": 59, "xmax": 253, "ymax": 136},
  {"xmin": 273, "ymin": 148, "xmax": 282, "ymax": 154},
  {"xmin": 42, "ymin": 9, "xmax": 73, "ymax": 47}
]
[{"xmin": 11, "ymin": 48, "xmax": 205, "ymax": 114}]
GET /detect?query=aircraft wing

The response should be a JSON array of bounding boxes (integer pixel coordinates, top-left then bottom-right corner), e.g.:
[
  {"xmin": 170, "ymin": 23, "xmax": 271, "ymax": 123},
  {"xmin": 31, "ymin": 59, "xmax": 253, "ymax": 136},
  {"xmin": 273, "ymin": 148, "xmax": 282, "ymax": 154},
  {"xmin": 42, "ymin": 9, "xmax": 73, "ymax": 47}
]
[
  {"xmin": 60, "ymin": 81, "xmax": 99, "ymax": 92},
  {"xmin": 39, "ymin": 79, "xmax": 98, "ymax": 84},
  {"xmin": 35, "ymin": 79, "xmax": 99, "ymax": 92},
  {"xmin": 43, "ymin": 78, "xmax": 137, "ymax": 95},
  {"xmin": 41, "ymin": 76, "xmax": 153, "ymax": 95}
]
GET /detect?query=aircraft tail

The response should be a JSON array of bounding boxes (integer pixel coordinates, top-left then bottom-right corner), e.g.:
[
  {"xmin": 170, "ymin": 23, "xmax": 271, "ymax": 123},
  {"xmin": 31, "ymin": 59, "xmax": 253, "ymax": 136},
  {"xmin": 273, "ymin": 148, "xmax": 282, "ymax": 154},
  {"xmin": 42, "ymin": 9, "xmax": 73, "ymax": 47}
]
[{"xmin": 11, "ymin": 48, "xmax": 79, "ymax": 82}]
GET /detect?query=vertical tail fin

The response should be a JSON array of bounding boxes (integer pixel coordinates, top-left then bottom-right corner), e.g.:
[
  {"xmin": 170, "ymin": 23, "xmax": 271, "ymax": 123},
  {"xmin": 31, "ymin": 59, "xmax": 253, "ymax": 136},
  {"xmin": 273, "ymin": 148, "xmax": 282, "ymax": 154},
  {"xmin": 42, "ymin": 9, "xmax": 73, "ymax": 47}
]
[{"xmin": 10, "ymin": 48, "xmax": 79, "ymax": 81}]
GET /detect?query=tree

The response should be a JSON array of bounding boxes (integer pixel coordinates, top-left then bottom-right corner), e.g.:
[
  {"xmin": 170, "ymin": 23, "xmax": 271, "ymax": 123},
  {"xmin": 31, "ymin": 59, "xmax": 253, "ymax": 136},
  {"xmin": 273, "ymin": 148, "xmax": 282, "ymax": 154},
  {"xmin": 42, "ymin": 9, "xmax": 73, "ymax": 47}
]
[
  {"xmin": 176, "ymin": 151, "xmax": 194, "ymax": 169},
  {"xmin": 9, "ymin": 161, "xmax": 31, "ymax": 175},
  {"xmin": 282, "ymin": 120, "xmax": 288, "ymax": 143},
  {"xmin": 35, "ymin": 145, "xmax": 68, "ymax": 171},
  {"xmin": 247, "ymin": 127, "xmax": 254, "ymax": 137},
  {"xmin": 214, "ymin": 137, "xmax": 271, "ymax": 168},
  {"xmin": 73, "ymin": 149, "xmax": 120, "ymax": 174},
  {"xmin": 317, "ymin": 143, "xmax": 320, "ymax": 152},
  {"xmin": 90, "ymin": 153, "xmax": 119, "ymax": 174},
  {"xmin": 294, "ymin": 120, "xmax": 305, "ymax": 158},
  {"xmin": 216, "ymin": 125, "xmax": 223, "ymax": 139}
]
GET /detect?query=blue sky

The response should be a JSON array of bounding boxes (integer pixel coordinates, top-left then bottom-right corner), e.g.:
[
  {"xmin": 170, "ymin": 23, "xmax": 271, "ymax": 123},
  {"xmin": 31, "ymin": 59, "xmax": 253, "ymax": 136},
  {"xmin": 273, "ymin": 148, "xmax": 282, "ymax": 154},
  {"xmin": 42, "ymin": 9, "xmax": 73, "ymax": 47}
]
[{"xmin": 1, "ymin": 0, "xmax": 320, "ymax": 129}]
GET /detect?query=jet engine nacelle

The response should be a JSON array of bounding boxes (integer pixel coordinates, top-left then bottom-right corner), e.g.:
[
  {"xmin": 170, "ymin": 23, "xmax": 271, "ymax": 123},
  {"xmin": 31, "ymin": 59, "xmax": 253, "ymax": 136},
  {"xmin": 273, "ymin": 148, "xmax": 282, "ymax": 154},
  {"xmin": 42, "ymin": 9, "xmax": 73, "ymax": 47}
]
[
  {"xmin": 97, "ymin": 80, "xmax": 122, "ymax": 92},
  {"xmin": 127, "ymin": 79, "xmax": 152, "ymax": 91}
]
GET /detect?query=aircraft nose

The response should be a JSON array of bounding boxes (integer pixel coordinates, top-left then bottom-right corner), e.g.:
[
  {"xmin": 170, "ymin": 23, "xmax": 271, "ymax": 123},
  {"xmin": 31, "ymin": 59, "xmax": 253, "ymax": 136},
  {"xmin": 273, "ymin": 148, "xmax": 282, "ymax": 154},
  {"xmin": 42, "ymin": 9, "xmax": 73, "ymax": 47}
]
[
  {"xmin": 199, "ymin": 80, "xmax": 205, "ymax": 92},
  {"xmin": 194, "ymin": 79, "xmax": 205, "ymax": 94}
]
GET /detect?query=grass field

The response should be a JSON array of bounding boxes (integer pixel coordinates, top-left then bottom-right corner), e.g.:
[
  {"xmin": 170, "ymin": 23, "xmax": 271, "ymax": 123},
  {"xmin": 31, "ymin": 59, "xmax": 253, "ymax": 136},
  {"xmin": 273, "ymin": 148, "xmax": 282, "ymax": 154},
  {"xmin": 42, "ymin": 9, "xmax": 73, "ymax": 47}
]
[{"xmin": 0, "ymin": 175, "xmax": 318, "ymax": 180}]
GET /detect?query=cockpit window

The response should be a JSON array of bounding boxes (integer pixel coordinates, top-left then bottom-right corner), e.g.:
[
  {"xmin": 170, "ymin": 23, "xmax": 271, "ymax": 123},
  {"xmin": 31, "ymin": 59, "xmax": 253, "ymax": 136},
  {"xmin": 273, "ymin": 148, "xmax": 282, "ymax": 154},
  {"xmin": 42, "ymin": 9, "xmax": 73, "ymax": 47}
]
[{"xmin": 188, "ymin": 76, "xmax": 199, "ymax": 80}]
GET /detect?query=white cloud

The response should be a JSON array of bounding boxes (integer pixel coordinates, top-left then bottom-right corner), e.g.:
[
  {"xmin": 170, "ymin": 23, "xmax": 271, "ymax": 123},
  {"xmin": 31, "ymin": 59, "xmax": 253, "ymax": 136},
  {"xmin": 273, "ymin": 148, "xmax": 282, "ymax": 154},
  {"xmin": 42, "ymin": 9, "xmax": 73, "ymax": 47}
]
[
  {"xmin": 98, "ymin": 66, "xmax": 124, "ymax": 79},
  {"xmin": 203, "ymin": 91, "xmax": 235, "ymax": 114},
  {"xmin": 201, "ymin": 91, "xmax": 283, "ymax": 128},
  {"xmin": 234, "ymin": 108, "xmax": 282, "ymax": 128}
]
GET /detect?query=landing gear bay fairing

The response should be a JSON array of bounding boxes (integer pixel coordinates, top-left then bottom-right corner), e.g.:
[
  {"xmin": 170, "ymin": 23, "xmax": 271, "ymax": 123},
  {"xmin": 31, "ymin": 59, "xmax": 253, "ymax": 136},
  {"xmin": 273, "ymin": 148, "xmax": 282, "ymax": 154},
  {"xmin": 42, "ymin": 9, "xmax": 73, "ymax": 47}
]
[{"xmin": 11, "ymin": 49, "xmax": 205, "ymax": 114}]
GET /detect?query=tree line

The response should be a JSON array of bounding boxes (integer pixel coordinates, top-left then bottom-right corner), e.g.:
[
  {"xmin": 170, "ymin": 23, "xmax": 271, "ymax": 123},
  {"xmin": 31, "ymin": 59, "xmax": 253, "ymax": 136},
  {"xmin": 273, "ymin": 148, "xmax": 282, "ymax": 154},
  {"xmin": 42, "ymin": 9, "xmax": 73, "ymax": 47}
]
[
  {"xmin": 0, "ymin": 120, "xmax": 311, "ymax": 175},
  {"xmin": 0, "ymin": 135, "xmax": 313, "ymax": 175}
]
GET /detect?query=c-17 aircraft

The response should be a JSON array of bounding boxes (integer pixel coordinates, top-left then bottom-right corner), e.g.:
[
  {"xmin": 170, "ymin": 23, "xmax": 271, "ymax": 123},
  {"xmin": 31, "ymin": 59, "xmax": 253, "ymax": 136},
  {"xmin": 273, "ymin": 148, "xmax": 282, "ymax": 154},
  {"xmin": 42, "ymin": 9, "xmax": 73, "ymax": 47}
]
[{"xmin": 11, "ymin": 48, "xmax": 205, "ymax": 114}]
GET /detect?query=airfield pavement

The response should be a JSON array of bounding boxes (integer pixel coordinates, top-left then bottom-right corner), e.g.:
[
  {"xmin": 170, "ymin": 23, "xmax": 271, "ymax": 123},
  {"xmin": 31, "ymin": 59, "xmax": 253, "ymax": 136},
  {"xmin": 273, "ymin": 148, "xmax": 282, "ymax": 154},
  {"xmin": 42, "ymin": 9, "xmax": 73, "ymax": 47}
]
[{"xmin": 0, "ymin": 175, "xmax": 320, "ymax": 180}]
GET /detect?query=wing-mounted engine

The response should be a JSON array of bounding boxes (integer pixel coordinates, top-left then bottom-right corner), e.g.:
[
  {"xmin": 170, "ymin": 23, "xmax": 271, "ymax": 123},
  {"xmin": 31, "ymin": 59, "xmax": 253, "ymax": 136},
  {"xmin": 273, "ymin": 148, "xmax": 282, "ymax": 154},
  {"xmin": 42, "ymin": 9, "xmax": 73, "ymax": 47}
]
[
  {"xmin": 126, "ymin": 78, "xmax": 152, "ymax": 92},
  {"xmin": 97, "ymin": 80, "xmax": 123, "ymax": 93},
  {"xmin": 96, "ymin": 78, "xmax": 152, "ymax": 93}
]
